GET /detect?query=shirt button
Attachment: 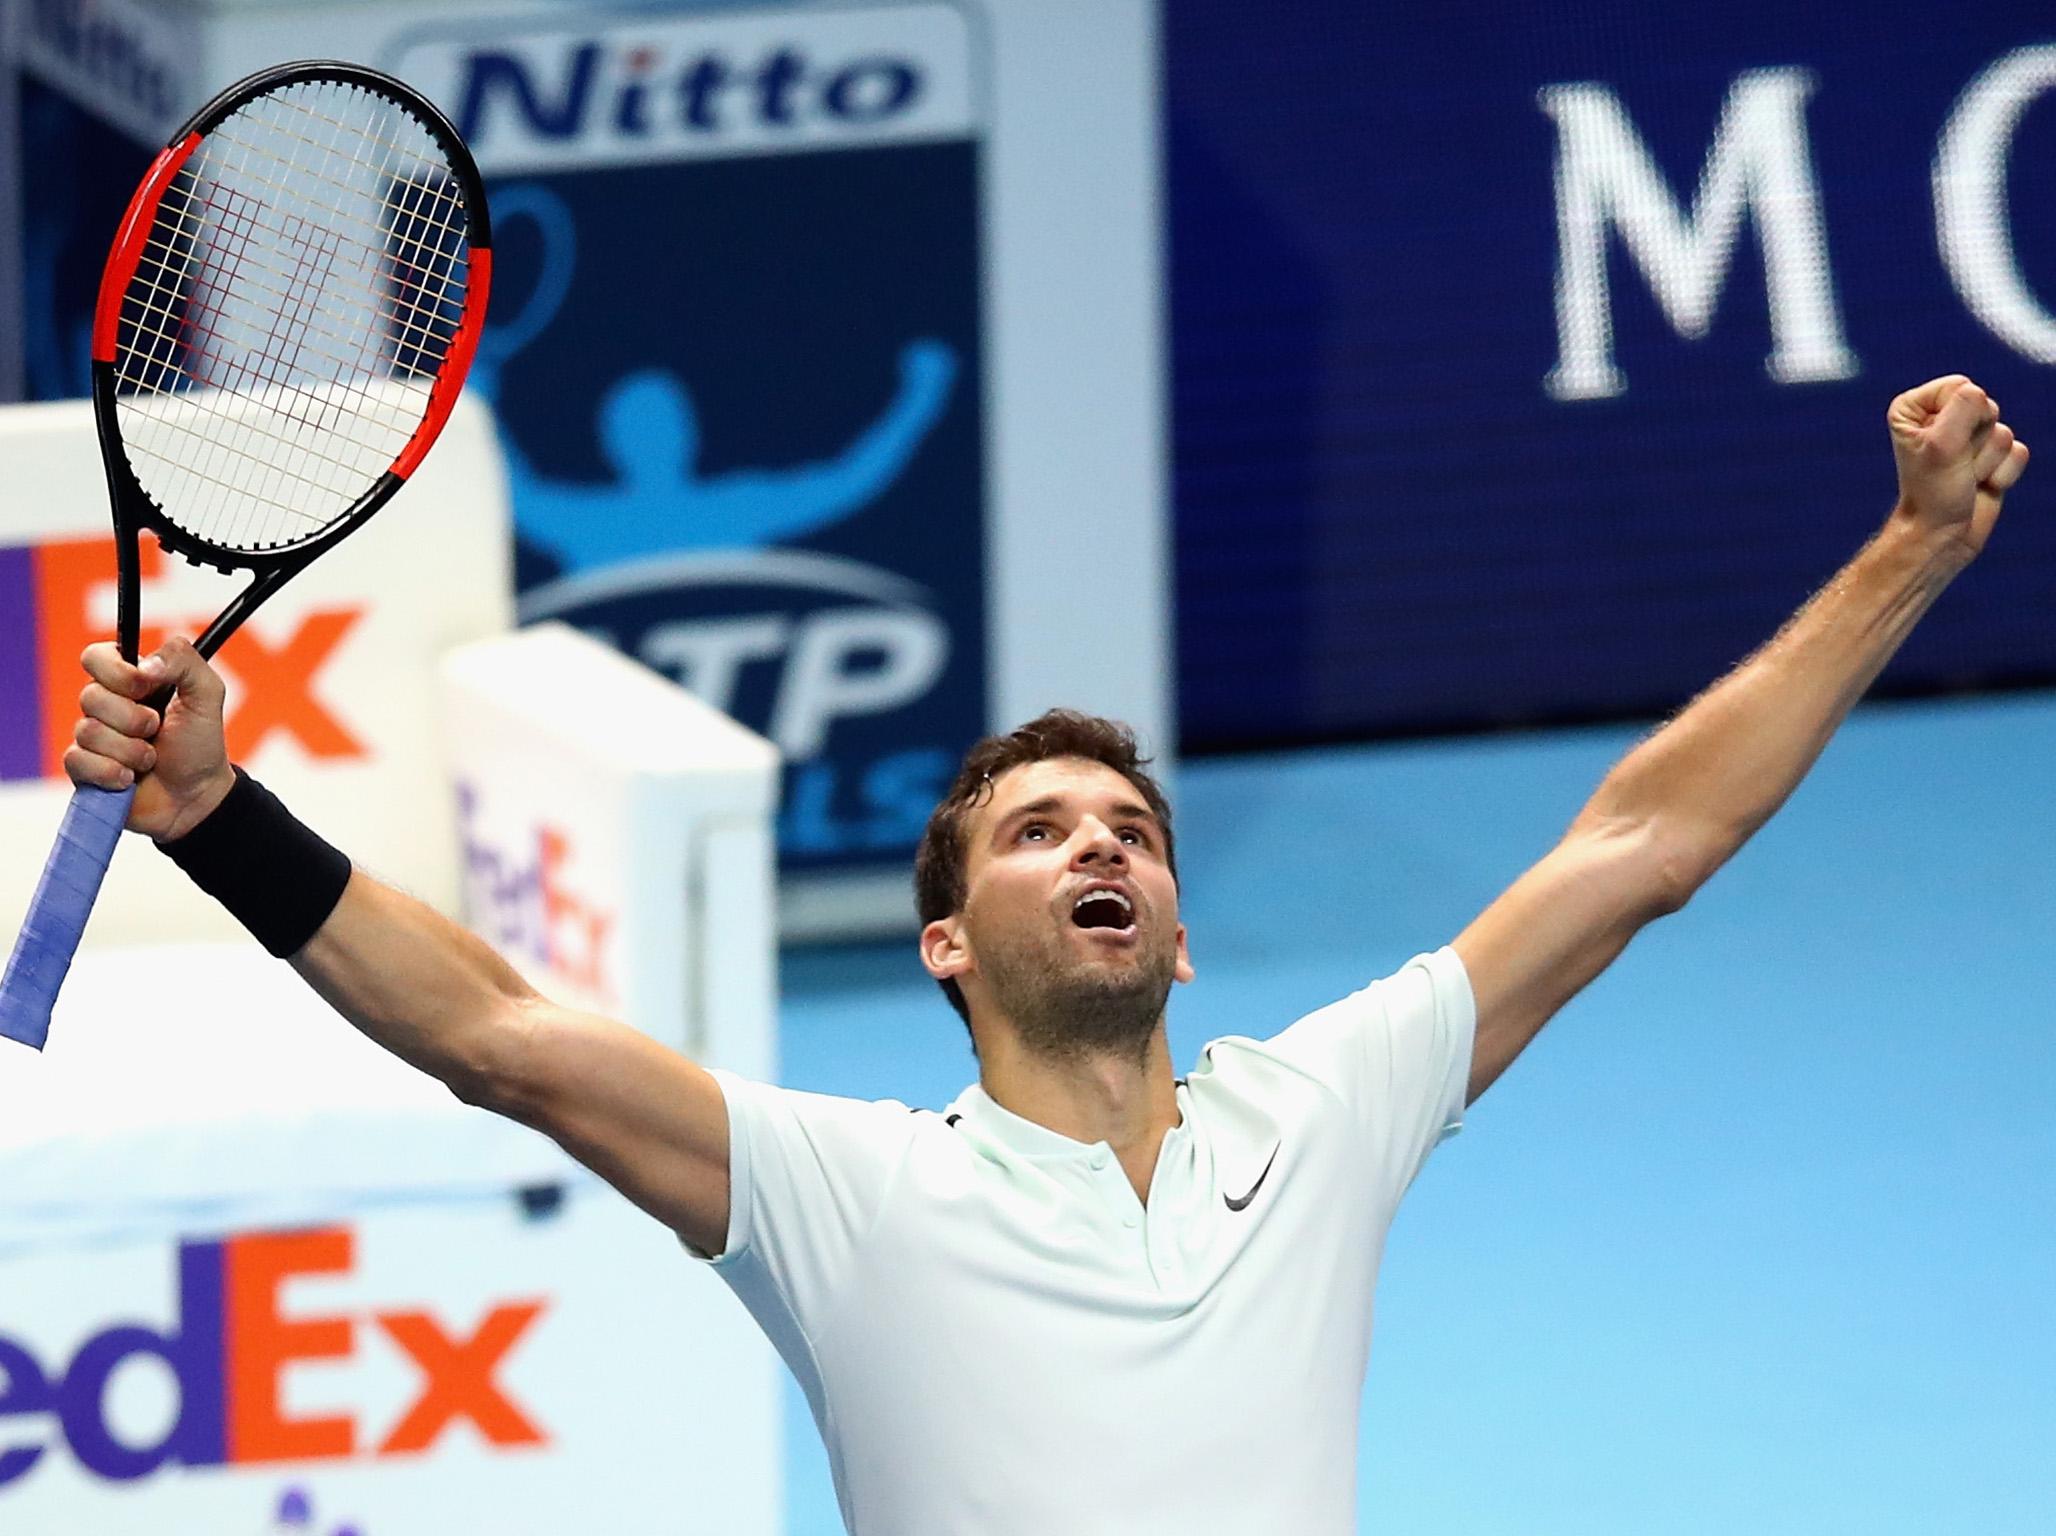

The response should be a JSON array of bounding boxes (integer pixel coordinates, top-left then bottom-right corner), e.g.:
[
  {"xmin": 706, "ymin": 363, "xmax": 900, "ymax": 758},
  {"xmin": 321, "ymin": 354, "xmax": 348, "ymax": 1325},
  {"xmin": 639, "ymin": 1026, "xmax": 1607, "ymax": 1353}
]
[
  {"xmin": 1090, "ymin": 1151, "xmax": 1110, "ymax": 1170},
  {"xmin": 1122, "ymin": 1213, "xmax": 1138, "ymax": 1229}
]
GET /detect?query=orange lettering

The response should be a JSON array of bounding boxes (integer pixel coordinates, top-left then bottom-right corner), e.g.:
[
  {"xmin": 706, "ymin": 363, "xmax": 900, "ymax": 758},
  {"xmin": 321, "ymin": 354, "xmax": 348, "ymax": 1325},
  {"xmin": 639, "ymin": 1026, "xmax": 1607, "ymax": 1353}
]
[
  {"xmin": 539, "ymin": 828, "xmax": 613, "ymax": 993},
  {"xmin": 29, "ymin": 536, "xmax": 153, "ymax": 776},
  {"xmin": 219, "ymin": 609, "xmax": 365, "ymax": 760},
  {"xmin": 225, "ymin": 1228, "xmax": 356, "ymax": 1463},
  {"xmin": 375, "ymin": 1302, "xmax": 549, "ymax": 1454},
  {"xmin": 28, "ymin": 533, "xmax": 366, "ymax": 773}
]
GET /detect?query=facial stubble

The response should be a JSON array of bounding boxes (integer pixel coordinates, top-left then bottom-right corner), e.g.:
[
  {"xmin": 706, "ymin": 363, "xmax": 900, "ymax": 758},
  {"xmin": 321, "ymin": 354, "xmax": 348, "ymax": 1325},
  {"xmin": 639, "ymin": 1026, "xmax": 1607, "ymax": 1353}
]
[{"xmin": 975, "ymin": 912, "xmax": 1178, "ymax": 1066}]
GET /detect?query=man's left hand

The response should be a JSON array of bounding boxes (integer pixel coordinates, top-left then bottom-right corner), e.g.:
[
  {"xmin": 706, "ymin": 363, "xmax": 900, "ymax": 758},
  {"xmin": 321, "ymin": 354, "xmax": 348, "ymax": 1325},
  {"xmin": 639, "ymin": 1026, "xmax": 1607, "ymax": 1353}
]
[{"xmin": 1887, "ymin": 374, "xmax": 2031, "ymax": 560}]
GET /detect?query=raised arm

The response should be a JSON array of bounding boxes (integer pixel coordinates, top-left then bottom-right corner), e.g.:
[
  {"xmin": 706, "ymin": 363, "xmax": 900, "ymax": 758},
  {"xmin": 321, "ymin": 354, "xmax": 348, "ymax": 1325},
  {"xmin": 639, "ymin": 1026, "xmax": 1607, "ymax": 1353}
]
[
  {"xmin": 66, "ymin": 639, "xmax": 734, "ymax": 1257},
  {"xmin": 1453, "ymin": 375, "xmax": 2031, "ymax": 1103}
]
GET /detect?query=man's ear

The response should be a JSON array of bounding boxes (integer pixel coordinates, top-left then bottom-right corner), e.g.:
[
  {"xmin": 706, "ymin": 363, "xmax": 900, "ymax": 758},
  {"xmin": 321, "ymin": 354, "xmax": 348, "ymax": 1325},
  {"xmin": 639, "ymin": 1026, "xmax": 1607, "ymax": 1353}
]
[
  {"xmin": 1173, "ymin": 921, "xmax": 1195, "ymax": 985},
  {"xmin": 921, "ymin": 916, "xmax": 972, "ymax": 983}
]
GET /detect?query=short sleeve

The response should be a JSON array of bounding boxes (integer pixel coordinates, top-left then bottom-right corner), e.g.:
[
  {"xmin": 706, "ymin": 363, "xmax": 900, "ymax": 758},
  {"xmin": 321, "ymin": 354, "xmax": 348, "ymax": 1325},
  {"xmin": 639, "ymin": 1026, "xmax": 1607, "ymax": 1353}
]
[
  {"xmin": 1261, "ymin": 947, "xmax": 1476, "ymax": 1198},
  {"xmin": 685, "ymin": 1069, "xmax": 921, "ymax": 1363}
]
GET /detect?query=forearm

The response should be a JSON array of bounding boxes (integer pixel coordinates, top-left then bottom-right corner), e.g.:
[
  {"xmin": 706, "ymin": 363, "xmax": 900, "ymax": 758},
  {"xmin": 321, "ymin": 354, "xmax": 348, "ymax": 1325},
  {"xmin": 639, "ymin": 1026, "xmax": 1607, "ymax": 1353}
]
[
  {"xmin": 1585, "ymin": 512, "xmax": 1971, "ymax": 882},
  {"xmin": 289, "ymin": 869, "xmax": 537, "ymax": 1105}
]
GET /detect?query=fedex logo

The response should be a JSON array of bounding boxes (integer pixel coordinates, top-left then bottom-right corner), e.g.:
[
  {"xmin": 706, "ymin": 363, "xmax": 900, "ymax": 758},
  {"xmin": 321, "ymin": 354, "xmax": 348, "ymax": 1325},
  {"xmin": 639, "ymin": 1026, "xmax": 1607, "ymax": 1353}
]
[
  {"xmin": 456, "ymin": 782, "xmax": 616, "ymax": 1000},
  {"xmin": 0, "ymin": 1226, "xmax": 547, "ymax": 1486},
  {"xmin": 0, "ymin": 536, "xmax": 366, "ymax": 784}
]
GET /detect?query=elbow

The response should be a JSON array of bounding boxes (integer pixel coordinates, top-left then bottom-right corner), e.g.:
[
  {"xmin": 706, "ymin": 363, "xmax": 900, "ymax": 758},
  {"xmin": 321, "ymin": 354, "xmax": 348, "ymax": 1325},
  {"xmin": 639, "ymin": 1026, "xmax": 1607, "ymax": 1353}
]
[
  {"xmin": 1569, "ymin": 810, "xmax": 1710, "ymax": 922},
  {"xmin": 1643, "ymin": 820, "xmax": 1726, "ymax": 919},
  {"xmin": 446, "ymin": 998, "xmax": 543, "ymax": 1118}
]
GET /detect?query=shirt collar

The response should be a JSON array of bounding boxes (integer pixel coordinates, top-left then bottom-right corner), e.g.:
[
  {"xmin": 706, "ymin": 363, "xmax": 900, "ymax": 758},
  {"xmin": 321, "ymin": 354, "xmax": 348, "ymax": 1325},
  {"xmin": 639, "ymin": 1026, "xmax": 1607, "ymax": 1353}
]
[{"xmin": 945, "ymin": 1081, "xmax": 1188, "ymax": 1164}]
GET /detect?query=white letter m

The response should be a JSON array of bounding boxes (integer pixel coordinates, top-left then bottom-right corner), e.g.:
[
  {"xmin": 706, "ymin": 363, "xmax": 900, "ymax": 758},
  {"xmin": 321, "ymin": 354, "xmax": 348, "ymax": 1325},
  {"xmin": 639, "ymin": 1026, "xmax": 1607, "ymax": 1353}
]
[{"xmin": 1540, "ymin": 68, "xmax": 1857, "ymax": 400}]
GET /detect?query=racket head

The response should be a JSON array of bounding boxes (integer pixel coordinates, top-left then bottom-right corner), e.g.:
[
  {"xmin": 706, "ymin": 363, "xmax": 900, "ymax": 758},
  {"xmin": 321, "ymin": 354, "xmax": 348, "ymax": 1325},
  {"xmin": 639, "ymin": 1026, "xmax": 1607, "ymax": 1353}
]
[{"xmin": 90, "ymin": 61, "xmax": 493, "ymax": 590}]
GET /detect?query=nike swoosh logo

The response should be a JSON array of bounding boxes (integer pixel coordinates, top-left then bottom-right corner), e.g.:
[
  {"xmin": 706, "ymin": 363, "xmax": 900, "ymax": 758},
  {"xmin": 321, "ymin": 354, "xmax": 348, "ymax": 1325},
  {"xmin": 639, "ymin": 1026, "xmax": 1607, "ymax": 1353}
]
[{"xmin": 1224, "ymin": 1144, "xmax": 1281, "ymax": 1212}]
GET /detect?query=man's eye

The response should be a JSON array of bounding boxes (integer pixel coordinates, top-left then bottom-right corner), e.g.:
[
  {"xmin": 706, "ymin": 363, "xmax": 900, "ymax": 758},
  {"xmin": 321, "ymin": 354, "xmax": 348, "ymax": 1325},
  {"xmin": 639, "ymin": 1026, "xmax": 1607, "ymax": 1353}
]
[
  {"xmin": 1119, "ymin": 828, "xmax": 1143, "ymax": 845},
  {"xmin": 1020, "ymin": 823, "xmax": 1050, "ymax": 842}
]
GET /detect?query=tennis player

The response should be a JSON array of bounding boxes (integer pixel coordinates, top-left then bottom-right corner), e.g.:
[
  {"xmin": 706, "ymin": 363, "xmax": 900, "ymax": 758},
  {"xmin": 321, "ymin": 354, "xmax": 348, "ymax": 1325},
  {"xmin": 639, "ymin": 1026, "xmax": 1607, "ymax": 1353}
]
[{"xmin": 67, "ymin": 374, "xmax": 2028, "ymax": 1533}]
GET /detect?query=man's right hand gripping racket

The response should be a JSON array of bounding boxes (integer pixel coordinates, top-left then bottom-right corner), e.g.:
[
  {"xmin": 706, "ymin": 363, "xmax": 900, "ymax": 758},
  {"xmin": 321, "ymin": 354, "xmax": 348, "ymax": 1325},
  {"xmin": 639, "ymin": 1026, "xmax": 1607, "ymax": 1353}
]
[{"xmin": 0, "ymin": 62, "xmax": 492, "ymax": 1050}]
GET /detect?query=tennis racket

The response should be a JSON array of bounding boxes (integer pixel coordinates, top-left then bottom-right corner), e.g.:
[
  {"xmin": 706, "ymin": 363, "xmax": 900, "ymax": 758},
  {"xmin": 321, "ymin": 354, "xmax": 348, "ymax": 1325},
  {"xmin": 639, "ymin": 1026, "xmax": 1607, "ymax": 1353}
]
[{"xmin": 0, "ymin": 60, "xmax": 492, "ymax": 1050}]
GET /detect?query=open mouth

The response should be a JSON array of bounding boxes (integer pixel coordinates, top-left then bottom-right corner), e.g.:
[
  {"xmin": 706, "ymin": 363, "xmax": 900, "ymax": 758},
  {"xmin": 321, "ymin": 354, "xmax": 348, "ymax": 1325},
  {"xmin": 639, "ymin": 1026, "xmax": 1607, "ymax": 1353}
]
[{"xmin": 1070, "ymin": 887, "xmax": 1136, "ymax": 935}]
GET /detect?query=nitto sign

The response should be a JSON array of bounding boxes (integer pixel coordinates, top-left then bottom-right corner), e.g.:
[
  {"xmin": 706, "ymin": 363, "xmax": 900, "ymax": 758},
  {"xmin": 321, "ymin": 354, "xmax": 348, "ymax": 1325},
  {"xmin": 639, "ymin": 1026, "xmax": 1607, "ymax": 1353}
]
[
  {"xmin": 0, "ymin": 1225, "xmax": 547, "ymax": 1487},
  {"xmin": 455, "ymin": 39, "xmax": 925, "ymax": 141},
  {"xmin": 395, "ymin": 4, "xmax": 976, "ymax": 172}
]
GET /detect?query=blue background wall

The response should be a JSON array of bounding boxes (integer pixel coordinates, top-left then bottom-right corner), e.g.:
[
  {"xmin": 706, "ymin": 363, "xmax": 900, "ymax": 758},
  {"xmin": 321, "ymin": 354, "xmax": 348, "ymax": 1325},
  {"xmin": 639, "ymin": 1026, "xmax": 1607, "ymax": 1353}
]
[
  {"xmin": 779, "ymin": 694, "xmax": 2056, "ymax": 1532},
  {"xmin": 1167, "ymin": 4, "xmax": 2056, "ymax": 747}
]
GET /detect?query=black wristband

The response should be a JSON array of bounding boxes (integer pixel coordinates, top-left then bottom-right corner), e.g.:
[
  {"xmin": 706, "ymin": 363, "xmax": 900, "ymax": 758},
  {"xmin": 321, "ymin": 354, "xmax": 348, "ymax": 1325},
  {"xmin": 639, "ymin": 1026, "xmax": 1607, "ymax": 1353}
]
[{"xmin": 158, "ymin": 767, "xmax": 353, "ymax": 957}]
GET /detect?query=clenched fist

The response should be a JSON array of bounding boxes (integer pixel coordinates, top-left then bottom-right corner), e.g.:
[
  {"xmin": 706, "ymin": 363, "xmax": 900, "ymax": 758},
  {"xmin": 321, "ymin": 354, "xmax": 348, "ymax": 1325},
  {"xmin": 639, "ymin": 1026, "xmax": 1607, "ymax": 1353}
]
[
  {"xmin": 1887, "ymin": 375, "xmax": 2031, "ymax": 560},
  {"xmin": 67, "ymin": 637, "xmax": 236, "ymax": 841}
]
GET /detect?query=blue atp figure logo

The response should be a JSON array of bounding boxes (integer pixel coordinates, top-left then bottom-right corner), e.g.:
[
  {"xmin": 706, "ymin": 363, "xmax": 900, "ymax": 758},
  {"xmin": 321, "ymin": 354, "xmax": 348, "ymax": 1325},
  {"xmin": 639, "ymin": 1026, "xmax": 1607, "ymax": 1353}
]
[
  {"xmin": 509, "ymin": 344, "xmax": 956, "ymax": 568},
  {"xmin": 472, "ymin": 183, "xmax": 959, "ymax": 569}
]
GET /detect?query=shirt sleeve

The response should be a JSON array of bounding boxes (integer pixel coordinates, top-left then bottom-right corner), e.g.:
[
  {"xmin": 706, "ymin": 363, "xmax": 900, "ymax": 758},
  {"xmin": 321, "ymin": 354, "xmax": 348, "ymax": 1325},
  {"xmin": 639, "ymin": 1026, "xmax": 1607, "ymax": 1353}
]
[
  {"xmin": 684, "ymin": 1068, "xmax": 921, "ymax": 1359},
  {"xmin": 1260, "ymin": 947, "xmax": 1476, "ymax": 1198}
]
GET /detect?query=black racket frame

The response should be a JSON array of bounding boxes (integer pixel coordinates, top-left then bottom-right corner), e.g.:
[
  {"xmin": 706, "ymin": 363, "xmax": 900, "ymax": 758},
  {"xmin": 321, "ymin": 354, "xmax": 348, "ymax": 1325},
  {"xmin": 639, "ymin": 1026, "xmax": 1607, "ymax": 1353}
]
[{"xmin": 93, "ymin": 59, "xmax": 493, "ymax": 667}]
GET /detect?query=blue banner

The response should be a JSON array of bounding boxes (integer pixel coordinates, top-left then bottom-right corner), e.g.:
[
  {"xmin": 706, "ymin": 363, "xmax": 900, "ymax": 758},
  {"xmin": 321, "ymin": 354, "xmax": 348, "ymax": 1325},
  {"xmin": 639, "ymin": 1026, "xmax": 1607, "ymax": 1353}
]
[
  {"xmin": 395, "ymin": 9, "xmax": 990, "ymax": 877},
  {"xmin": 1168, "ymin": 6, "xmax": 2056, "ymax": 746}
]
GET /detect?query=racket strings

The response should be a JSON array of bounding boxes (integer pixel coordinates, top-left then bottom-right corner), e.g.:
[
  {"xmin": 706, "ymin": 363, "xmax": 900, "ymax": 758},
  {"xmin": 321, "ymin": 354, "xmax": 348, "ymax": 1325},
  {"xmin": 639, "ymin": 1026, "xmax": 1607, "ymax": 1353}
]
[
  {"xmin": 118, "ymin": 153, "xmax": 456, "ymax": 546},
  {"xmin": 139, "ymin": 89, "xmax": 469, "ymax": 387},
  {"xmin": 124, "ymin": 92, "xmax": 466, "ymax": 522},
  {"xmin": 120, "ymin": 138, "xmax": 428, "ymax": 497},
  {"xmin": 127, "ymin": 213, "xmax": 457, "ymax": 404},
  {"xmin": 125, "ymin": 204, "xmax": 429, "ymax": 460},
  {"xmin": 183, "ymin": 115, "xmax": 470, "ymax": 353},
  {"xmin": 112, "ymin": 76, "xmax": 479, "ymax": 554}
]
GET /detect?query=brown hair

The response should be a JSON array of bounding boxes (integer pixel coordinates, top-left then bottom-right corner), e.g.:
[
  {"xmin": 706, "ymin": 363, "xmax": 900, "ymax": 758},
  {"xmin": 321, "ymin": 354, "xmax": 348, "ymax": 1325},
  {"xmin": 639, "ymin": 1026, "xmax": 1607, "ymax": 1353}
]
[{"xmin": 914, "ymin": 709, "xmax": 1178, "ymax": 1025}]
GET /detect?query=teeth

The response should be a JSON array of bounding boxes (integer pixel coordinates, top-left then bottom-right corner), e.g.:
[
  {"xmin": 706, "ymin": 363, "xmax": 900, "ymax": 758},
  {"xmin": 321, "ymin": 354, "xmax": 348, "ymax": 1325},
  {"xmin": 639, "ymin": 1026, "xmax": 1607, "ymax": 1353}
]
[{"xmin": 1074, "ymin": 889, "xmax": 1132, "ymax": 915}]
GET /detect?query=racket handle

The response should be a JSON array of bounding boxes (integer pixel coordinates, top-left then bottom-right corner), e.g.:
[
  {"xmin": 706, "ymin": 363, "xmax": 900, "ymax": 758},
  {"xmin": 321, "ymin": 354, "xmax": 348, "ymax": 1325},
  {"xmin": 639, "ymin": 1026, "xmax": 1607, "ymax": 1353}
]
[{"xmin": 0, "ymin": 784, "xmax": 136, "ymax": 1050}]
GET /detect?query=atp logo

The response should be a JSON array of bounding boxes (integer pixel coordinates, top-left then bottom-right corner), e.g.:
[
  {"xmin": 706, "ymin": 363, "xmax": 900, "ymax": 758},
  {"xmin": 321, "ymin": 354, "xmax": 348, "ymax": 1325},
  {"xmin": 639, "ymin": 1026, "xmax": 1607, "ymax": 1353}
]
[
  {"xmin": 471, "ymin": 171, "xmax": 983, "ymax": 866},
  {"xmin": 402, "ymin": 0, "xmax": 990, "ymax": 870},
  {"xmin": 0, "ymin": 535, "xmax": 365, "ymax": 784},
  {"xmin": 0, "ymin": 1225, "xmax": 547, "ymax": 1487}
]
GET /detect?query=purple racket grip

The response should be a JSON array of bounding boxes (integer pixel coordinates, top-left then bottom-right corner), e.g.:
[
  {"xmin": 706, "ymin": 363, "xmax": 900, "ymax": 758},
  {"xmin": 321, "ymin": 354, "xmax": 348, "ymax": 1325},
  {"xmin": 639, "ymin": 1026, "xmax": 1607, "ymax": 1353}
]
[{"xmin": 0, "ymin": 783, "xmax": 136, "ymax": 1050}]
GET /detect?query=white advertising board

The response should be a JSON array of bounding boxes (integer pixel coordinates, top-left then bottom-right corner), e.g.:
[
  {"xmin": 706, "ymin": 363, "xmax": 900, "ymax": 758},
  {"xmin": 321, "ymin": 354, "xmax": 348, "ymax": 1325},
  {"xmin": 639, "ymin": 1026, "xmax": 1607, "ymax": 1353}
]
[
  {"xmin": 0, "ymin": 943, "xmax": 782, "ymax": 1535},
  {"xmin": 439, "ymin": 622, "xmax": 781, "ymax": 1069},
  {"xmin": 0, "ymin": 394, "xmax": 514, "ymax": 950}
]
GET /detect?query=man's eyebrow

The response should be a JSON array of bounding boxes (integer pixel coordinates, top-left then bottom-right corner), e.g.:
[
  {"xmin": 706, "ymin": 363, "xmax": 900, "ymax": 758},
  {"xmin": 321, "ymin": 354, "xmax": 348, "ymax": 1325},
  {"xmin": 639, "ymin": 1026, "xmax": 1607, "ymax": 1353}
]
[{"xmin": 991, "ymin": 796, "xmax": 1064, "ymax": 838}]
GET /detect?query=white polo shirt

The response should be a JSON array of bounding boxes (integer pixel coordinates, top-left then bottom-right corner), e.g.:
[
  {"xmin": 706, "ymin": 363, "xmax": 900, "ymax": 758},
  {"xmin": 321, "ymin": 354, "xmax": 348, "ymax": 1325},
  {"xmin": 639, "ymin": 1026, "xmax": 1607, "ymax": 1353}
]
[{"xmin": 691, "ymin": 947, "xmax": 1474, "ymax": 1535}]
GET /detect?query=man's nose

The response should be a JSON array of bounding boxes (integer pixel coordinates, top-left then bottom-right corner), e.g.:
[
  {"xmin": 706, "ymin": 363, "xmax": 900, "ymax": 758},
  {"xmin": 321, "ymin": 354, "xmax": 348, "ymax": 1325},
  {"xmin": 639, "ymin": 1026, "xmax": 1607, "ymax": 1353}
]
[{"xmin": 1072, "ymin": 817, "xmax": 1127, "ymax": 866}]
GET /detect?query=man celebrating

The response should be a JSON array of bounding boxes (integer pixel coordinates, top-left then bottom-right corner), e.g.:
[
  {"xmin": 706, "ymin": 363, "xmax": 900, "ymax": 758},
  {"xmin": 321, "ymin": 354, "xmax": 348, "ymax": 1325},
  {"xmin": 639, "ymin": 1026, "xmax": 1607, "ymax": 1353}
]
[{"xmin": 62, "ymin": 376, "xmax": 2028, "ymax": 1534}]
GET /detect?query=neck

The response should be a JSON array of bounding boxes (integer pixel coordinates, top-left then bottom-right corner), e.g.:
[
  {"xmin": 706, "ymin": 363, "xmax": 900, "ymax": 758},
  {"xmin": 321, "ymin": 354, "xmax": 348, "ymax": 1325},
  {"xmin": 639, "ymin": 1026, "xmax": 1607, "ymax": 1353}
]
[{"xmin": 976, "ymin": 1021, "xmax": 1183, "ymax": 1167}]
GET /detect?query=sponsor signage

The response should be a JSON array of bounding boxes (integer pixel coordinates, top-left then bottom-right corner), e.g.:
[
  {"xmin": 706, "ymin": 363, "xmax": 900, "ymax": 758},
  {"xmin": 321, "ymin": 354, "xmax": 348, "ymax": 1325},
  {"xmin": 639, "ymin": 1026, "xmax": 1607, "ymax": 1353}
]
[
  {"xmin": 0, "ymin": 395, "xmax": 513, "ymax": 951},
  {"xmin": 0, "ymin": 1167, "xmax": 781, "ymax": 1533},
  {"xmin": 0, "ymin": 1225, "xmax": 546, "ymax": 1487},
  {"xmin": 0, "ymin": 533, "xmax": 367, "ymax": 784},
  {"xmin": 389, "ymin": 4, "xmax": 989, "ymax": 899},
  {"xmin": 455, "ymin": 776, "xmax": 621, "ymax": 1010}
]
